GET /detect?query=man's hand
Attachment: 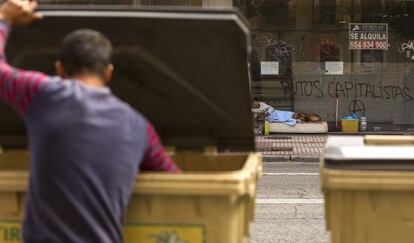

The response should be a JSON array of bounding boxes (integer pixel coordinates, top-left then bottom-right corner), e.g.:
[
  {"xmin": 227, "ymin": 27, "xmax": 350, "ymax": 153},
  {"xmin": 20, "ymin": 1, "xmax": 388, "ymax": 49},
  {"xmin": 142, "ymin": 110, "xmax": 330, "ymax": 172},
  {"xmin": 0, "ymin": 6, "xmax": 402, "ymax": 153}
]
[{"xmin": 0, "ymin": 0, "xmax": 42, "ymax": 27}]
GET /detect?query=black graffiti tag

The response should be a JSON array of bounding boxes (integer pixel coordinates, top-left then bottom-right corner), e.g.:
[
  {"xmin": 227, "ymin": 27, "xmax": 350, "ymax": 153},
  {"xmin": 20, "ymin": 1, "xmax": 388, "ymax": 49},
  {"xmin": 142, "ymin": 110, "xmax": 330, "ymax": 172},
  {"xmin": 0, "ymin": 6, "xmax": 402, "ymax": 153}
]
[{"xmin": 349, "ymin": 99, "xmax": 366, "ymax": 117}]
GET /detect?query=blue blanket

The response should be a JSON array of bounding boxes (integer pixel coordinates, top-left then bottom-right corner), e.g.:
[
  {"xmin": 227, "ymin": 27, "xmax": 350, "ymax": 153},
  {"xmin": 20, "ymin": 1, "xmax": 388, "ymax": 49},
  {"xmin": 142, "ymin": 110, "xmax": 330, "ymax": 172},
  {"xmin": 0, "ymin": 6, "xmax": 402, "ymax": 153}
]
[{"xmin": 267, "ymin": 110, "xmax": 297, "ymax": 126}]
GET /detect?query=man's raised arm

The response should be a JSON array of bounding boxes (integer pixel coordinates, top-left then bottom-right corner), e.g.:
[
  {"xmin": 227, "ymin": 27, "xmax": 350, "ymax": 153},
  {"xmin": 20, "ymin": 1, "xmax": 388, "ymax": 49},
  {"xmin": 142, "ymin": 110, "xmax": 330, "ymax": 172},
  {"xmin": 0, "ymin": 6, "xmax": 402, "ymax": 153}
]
[{"xmin": 0, "ymin": 0, "xmax": 48, "ymax": 116}]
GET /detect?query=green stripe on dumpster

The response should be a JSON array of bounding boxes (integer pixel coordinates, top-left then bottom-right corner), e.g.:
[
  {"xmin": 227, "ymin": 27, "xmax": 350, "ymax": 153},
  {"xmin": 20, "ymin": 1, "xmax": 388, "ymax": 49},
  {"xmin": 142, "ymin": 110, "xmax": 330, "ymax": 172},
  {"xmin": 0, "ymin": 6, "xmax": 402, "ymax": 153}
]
[
  {"xmin": 124, "ymin": 223, "xmax": 206, "ymax": 243},
  {"xmin": 0, "ymin": 221, "xmax": 206, "ymax": 243},
  {"xmin": 0, "ymin": 221, "xmax": 21, "ymax": 243}
]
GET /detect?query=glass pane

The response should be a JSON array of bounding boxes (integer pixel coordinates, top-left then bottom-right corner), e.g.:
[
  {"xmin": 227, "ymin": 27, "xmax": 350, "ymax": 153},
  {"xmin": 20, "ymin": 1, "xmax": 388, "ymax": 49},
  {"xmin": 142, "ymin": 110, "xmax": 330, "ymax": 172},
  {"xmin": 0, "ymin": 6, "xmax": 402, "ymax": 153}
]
[
  {"xmin": 320, "ymin": 0, "xmax": 336, "ymax": 25},
  {"xmin": 236, "ymin": 0, "xmax": 414, "ymax": 130}
]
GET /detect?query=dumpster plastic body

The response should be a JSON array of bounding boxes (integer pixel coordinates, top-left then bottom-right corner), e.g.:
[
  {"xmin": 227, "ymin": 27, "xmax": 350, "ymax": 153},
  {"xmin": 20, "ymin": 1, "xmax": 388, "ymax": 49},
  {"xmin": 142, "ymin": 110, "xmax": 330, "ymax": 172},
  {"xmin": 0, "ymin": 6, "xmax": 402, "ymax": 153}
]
[
  {"xmin": 0, "ymin": 150, "xmax": 262, "ymax": 243},
  {"xmin": 0, "ymin": 7, "xmax": 261, "ymax": 243},
  {"xmin": 321, "ymin": 135, "xmax": 414, "ymax": 243}
]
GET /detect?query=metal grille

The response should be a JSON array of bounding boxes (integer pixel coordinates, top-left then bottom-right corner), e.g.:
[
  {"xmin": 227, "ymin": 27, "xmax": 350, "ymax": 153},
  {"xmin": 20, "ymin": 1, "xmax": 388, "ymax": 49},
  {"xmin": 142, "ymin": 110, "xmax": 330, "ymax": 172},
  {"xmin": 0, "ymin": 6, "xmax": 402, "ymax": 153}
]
[{"xmin": 256, "ymin": 135, "xmax": 326, "ymax": 161}]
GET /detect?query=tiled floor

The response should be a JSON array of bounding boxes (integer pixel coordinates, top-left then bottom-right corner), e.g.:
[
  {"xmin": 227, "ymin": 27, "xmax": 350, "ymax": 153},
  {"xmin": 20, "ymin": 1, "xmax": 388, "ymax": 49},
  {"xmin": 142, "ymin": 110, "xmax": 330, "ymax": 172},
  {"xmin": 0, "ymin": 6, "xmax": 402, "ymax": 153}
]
[{"xmin": 256, "ymin": 135, "xmax": 327, "ymax": 161}]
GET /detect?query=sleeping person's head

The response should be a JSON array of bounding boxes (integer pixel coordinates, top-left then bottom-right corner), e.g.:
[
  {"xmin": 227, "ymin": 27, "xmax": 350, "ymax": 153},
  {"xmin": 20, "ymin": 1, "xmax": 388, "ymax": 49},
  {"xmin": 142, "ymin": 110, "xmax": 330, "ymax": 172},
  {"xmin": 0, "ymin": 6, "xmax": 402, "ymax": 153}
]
[{"xmin": 252, "ymin": 97, "xmax": 260, "ymax": 109}]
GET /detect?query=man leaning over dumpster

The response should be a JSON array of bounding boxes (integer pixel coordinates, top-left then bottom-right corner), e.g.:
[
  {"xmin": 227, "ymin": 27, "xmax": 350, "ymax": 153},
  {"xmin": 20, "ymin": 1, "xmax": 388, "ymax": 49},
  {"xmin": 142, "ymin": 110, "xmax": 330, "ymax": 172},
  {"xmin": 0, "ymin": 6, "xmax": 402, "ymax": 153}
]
[{"xmin": 0, "ymin": 0, "xmax": 180, "ymax": 242}]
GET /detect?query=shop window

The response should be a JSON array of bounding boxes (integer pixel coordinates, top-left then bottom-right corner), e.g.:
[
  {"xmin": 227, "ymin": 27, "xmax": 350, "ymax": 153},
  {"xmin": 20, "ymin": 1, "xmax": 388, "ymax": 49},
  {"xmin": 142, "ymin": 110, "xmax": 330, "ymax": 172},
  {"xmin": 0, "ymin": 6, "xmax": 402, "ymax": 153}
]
[
  {"xmin": 361, "ymin": 50, "xmax": 384, "ymax": 63},
  {"xmin": 361, "ymin": 0, "xmax": 382, "ymax": 22},
  {"xmin": 361, "ymin": 50, "xmax": 383, "ymax": 72},
  {"xmin": 246, "ymin": 0, "xmax": 295, "ymax": 28},
  {"xmin": 320, "ymin": 38, "xmax": 340, "ymax": 62},
  {"xmin": 262, "ymin": 0, "xmax": 289, "ymax": 27},
  {"xmin": 319, "ymin": 0, "xmax": 336, "ymax": 25}
]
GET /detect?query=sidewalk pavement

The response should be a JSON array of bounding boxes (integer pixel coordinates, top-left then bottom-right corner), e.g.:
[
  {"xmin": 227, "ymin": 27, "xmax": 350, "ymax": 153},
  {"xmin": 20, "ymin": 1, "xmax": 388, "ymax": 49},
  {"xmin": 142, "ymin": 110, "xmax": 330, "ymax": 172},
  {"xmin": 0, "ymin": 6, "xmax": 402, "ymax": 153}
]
[{"xmin": 256, "ymin": 135, "xmax": 327, "ymax": 162}]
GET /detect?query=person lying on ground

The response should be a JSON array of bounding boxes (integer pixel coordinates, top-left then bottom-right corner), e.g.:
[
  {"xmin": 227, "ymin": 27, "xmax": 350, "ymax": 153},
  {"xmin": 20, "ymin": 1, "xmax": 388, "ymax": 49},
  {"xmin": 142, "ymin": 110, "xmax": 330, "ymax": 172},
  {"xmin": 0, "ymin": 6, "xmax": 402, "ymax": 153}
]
[
  {"xmin": 0, "ymin": 1, "xmax": 179, "ymax": 242},
  {"xmin": 251, "ymin": 98, "xmax": 274, "ymax": 115},
  {"xmin": 251, "ymin": 99, "xmax": 322, "ymax": 123}
]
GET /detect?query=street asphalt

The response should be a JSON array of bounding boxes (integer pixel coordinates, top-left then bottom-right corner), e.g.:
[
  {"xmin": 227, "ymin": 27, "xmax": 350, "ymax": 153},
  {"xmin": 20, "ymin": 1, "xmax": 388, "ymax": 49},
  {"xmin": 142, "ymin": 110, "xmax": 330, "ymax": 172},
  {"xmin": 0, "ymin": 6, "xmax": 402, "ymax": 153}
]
[{"xmin": 250, "ymin": 162, "xmax": 330, "ymax": 243}]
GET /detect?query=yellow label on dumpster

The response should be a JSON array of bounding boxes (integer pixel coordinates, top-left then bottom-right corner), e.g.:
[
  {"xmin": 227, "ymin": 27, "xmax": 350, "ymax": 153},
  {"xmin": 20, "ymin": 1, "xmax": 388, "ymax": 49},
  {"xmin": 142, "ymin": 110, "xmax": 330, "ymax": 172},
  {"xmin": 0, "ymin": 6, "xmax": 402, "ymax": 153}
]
[
  {"xmin": 124, "ymin": 224, "xmax": 206, "ymax": 243},
  {"xmin": 0, "ymin": 222, "xmax": 22, "ymax": 243},
  {"xmin": 0, "ymin": 222, "xmax": 206, "ymax": 243}
]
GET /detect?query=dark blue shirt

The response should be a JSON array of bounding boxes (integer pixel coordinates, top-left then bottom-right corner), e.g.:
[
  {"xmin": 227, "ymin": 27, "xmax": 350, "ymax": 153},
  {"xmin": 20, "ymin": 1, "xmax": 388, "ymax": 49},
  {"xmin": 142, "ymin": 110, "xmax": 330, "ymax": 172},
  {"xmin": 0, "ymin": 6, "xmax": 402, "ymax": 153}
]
[{"xmin": 0, "ymin": 22, "xmax": 179, "ymax": 242}]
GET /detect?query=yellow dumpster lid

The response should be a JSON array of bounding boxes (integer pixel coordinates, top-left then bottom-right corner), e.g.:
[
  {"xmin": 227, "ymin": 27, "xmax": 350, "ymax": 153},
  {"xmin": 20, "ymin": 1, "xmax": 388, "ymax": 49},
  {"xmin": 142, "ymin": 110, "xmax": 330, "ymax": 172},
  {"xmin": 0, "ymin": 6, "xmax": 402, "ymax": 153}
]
[
  {"xmin": 323, "ymin": 136, "xmax": 414, "ymax": 170},
  {"xmin": 0, "ymin": 6, "xmax": 255, "ymax": 151}
]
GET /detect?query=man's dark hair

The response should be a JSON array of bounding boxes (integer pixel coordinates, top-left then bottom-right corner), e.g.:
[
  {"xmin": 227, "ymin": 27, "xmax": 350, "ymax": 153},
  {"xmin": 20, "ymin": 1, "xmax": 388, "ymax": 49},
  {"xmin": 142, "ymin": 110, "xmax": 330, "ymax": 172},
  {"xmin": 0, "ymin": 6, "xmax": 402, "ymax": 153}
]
[{"xmin": 59, "ymin": 29, "xmax": 112, "ymax": 76}]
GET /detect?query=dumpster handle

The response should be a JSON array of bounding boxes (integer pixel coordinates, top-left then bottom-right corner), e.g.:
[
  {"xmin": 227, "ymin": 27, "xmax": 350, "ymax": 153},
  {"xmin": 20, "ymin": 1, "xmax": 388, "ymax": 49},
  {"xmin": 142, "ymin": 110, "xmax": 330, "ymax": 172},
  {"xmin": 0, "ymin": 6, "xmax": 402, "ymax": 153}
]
[{"xmin": 364, "ymin": 135, "xmax": 414, "ymax": 145}]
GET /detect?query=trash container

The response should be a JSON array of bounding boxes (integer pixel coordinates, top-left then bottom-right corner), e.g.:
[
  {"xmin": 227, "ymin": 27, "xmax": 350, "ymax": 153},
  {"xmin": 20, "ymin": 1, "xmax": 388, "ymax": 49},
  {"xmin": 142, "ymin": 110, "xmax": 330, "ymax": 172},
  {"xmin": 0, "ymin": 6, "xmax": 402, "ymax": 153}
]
[
  {"xmin": 0, "ymin": 150, "xmax": 262, "ymax": 243},
  {"xmin": 321, "ymin": 135, "xmax": 414, "ymax": 243},
  {"xmin": 0, "ymin": 7, "xmax": 262, "ymax": 243}
]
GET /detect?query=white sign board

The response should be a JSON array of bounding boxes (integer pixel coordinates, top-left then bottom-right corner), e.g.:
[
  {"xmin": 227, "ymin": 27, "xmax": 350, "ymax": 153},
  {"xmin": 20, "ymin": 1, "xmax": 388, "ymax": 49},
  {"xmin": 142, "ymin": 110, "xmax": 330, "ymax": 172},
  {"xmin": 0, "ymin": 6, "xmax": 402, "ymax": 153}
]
[
  {"xmin": 261, "ymin": 61, "xmax": 279, "ymax": 75},
  {"xmin": 325, "ymin": 61, "xmax": 343, "ymax": 75},
  {"xmin": 349, "ymin": 23, "xmax": 388, "ymax": 50}
]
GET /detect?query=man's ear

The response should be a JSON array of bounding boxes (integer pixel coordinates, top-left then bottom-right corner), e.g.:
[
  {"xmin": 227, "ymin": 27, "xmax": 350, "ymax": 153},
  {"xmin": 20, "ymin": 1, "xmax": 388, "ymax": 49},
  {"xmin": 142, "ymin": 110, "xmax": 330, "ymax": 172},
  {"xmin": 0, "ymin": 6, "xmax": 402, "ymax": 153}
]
[
  {"xmin": 55, "ymin": 60, "xmax": 66, "ymax": 78},
  {"xmin": 102, "ymin": 64, "xmax": 114, "ymax": 84}
]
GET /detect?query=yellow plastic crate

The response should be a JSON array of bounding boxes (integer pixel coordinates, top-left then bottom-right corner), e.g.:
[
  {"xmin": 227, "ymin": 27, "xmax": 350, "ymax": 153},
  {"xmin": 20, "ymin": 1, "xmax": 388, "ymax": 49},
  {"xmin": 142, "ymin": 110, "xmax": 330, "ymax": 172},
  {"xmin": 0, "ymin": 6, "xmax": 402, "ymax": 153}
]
[
  {"xmin": 0, "ymin": 150, "xmax": 262, "ymax": 243},
  {"xmin": 341, "ymin": 119, "xmax": 359, "ymax": 132}
]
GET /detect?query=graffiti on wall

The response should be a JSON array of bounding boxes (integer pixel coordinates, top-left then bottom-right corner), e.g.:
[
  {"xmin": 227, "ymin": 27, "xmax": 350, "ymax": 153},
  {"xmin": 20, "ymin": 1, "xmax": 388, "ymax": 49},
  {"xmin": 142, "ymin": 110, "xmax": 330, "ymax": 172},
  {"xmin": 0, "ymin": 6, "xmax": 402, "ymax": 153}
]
[
  {"xmin": 253, "ymin": 33, "xmax": 305, "ymax": 62},
  {"xmin": 397, "ymin": 40, "xmax": 414, "ymax": 60},
  {"xmin": 281, "ymin": 79, "xmax": 412, "ymax": 101},
  {"xmin": 349, "ymin": 99, "xmax": 366, "ymax": 116},
  {"xmin": 266, "ymin": 42, "xmax": 292, "ymax": 62}
]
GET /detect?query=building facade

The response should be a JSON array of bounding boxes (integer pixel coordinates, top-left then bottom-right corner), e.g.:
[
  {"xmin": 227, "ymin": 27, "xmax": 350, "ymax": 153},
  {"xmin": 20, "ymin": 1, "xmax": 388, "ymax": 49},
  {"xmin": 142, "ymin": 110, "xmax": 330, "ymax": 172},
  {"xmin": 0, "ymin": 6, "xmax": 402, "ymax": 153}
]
[
  {"xmin": 39, "ymin": 0, "xmax": 414, "ymax": 129},
  {"xmin": 240, "ymin": 0, "xmax": 414, "ymax": 129}
]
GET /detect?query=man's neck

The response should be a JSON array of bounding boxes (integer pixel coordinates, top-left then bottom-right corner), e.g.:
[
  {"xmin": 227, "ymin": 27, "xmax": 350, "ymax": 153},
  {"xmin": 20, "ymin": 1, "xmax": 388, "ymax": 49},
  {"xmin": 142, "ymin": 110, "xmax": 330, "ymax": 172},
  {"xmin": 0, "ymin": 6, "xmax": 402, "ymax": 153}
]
[{"xmin": 71, "ymin": 74, "xmax": 105, "ymax": 87}]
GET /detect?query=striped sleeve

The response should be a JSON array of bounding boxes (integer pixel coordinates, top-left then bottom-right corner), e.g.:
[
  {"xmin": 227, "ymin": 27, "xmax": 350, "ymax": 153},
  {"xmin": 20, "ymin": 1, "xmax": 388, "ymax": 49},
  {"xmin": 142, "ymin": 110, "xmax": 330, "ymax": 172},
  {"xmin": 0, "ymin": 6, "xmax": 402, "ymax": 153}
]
[
  {"xmin": 0, "ymin": 21, "xmax": 49, "ymax": 116},
  {"xmin": 140, "ymin": 123, "xmax": 180, "ymax": 173}
]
